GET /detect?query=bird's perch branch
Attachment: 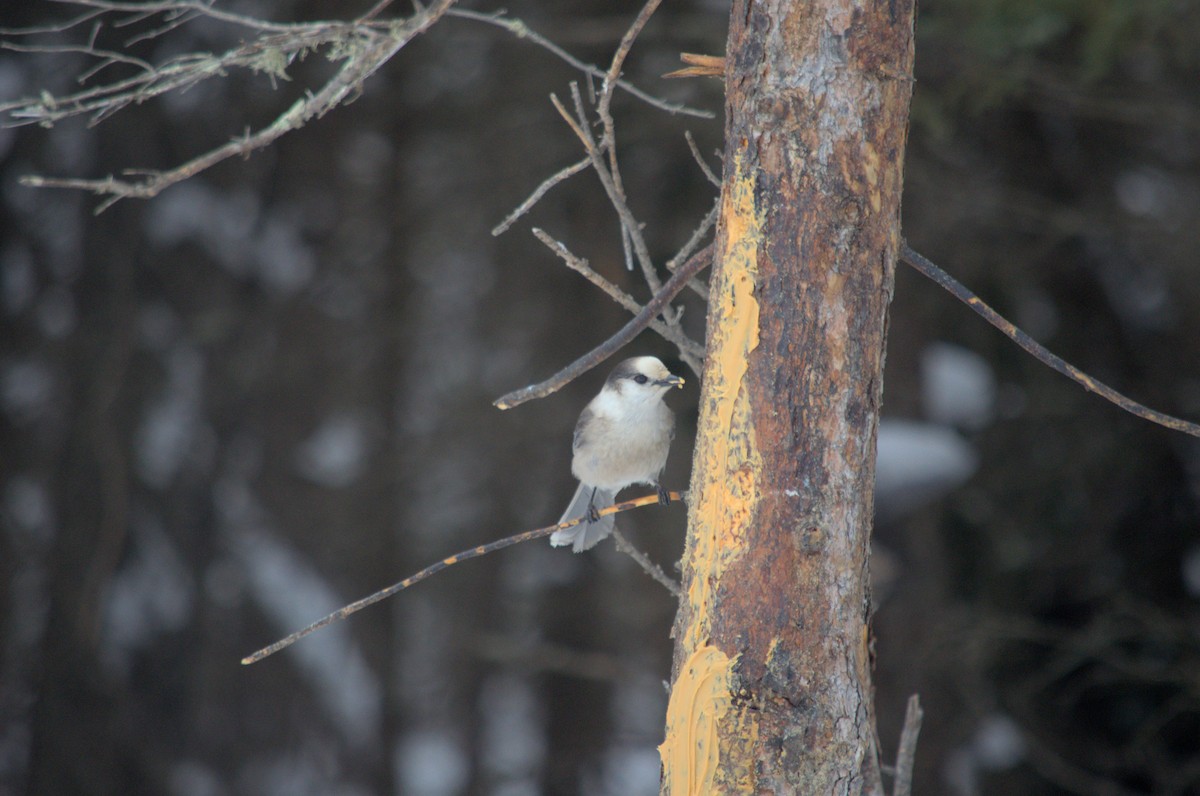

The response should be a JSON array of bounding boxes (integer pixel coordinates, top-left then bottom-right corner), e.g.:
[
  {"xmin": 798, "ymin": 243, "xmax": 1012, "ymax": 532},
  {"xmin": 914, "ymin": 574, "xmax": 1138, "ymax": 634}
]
[{"xmin": 241, "ymin": 490, "xmax": 685, "ymax": 665}]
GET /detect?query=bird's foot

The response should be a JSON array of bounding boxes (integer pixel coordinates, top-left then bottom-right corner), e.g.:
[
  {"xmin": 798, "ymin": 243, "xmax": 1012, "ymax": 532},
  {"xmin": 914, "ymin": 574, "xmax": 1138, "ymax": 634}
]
[
  {"xmin": 656, "ymin": 484, "xmax": 671, "ymax": 506},
  {"xmin": 586, "ymin": 503, "xmax": 601, "ymax": 523}
]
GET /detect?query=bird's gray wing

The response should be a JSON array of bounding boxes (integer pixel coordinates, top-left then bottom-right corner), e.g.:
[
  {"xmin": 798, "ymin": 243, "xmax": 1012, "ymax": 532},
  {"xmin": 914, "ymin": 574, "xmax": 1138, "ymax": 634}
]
[
  {"xmin": 550, "ymin": 482, "xmax": 616, "ymax": 552},
  {"xmin": 572, "ymin": 406, "xmax": 595, "ymax": 452}
]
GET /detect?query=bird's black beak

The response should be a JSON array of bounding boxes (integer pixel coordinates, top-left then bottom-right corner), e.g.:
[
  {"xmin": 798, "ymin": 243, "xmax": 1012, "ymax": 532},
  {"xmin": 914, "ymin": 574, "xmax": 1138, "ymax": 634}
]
[{"xmin": 659, "ymin": 374, "xmax": 685, "ymax": 389}]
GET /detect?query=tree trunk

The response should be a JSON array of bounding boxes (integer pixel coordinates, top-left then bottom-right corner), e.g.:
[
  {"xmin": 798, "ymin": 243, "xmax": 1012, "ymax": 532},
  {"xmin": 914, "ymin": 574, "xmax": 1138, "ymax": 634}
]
[{"xmin": 660, "ymin": 1, "xmax": 915, "ymax": 793}]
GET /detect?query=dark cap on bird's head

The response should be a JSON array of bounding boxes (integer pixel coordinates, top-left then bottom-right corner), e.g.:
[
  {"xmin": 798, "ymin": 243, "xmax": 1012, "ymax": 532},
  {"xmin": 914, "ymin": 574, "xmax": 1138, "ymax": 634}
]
[{"xmin": 606, "ymin": 356, "xmax": 685, "ymax": 390}]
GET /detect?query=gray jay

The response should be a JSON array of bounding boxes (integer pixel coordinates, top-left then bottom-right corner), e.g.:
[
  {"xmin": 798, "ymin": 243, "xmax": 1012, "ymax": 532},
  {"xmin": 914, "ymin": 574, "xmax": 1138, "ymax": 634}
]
[{"xmin": 550, "ymin": 356, "xmax": 684, "ymax": 552}]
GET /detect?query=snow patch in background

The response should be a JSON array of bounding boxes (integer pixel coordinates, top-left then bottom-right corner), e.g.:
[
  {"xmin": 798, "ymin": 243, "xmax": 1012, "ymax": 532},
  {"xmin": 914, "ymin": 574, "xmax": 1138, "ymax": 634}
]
[
  {"xmin": 293, "ymin": 412, "xmax": 370, "ymax": 488},
  {"xmin": 337, "ymin": 130, "xmax": 394, "ymax": 189},
  {"xmin": 394, "ymin": 731, "xmax": 470, "ymax": 796},
  {"xmin": 168, "ymin": 760, "xmax": 223, "ymax": 796},
  {"xmin": 253, "ymin": 213, "xmax": 317, "ymax": 294},
  {"xmin": 3, "ymin": 477, "xmax": 54, "ymax": 649},
  {"xmin": 145, "ymin": 180, "xmax": 315, "ymax": 296},
  {"xmin": 478, "ymin": 673, "xmax": 544, "ymax": 790},
  {"xmin": 944, "ymin": 713, "xmax": 1027, "ymax": 796},
  {"xmin": 217, "ymin": 479, "xmax": 382, "ymax": 750},
  {"xmin": 1088, "ymin": 238, "xmax": 1177, "ymax": 333},
  {"xmin": 598, "ymin": 747, "xmax": 661, "ymax": 796},
  {"xmin": 135, "ymin": 346, "xmax": 210, "ymax": 488},
  {"xmin": 236, "ymin": 751, "xmax": 372, "ymax": 796},
  {"xmin": 1115, "ymin": 166, "xmax": 1179, "ymax": 224},
  {"xmin": 596, "ymin": 672, "xmax": 670, "ymax": 795},
  {"xmin": 137, "ymin": 302, "xmax": 183, "ymax": 351},
  {"xmin": 34, "ymin": 284, "xmax": 76, "ymax": 339},
  {"xmin": 0, "ymin": 358, "xmax": 55, "ymax": 424},
  {"xmin": 1182, "ymin": 546, "xmax": 1200, "ymax": 599},
  {"xmin": 1, "ymin": 241, "xmax": 36, "ymax": 314},
  {"xmin": 3, "ymin": 476, "xmax": 54, "ymax": 546},
  {"xmin": 611, "ymin": 671, "xmax": 668, "ymax": 742},
  {"xmin": 876, "ymin": 420, "xmax": 979, "ymax": 522},
  {"xmin": 101, "ymin": 513, "xmax": 195, "ymax": 676},
  {"xmin": 920, "ymin": 342, "xmax": 996, "ymax": 430}
]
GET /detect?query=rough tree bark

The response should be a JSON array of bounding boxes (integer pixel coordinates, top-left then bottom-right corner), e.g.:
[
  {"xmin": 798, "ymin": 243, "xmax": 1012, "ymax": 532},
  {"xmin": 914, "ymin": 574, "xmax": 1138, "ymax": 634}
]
[{"xmin": 660, "ymin": 1, "xmax": 915, "ymax": 793}]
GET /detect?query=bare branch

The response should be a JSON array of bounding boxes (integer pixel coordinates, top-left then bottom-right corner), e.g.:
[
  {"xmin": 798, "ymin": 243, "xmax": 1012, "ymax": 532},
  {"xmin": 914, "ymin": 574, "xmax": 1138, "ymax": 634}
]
[
  {"xmin": 493, "ymin": 242, "xmax": 713, "ymax": 410},
  {"xmin": 531, "ymin": 228, "xmax": 704, "ymax": 361},
  {"xmin": 13, "ymin": 0, "xmax": 459, "ymax": 212},
  {"xmin": 565, "ymin": 83, "xmax": 663, "ymax": 295},
  {"xmin": 491, "ymin": 155, "xmax": 592, "ymax": 236},
  {"xmin": 665, "ymin": 195, "xmax": 719, "ymax": 301},
  {"xmin": 892, "ymin": 694, "xmax": 923, "ymax": 796},
  {"xmin": 611, "ymin": 528, "xmax": 681, "ymax": 596},
  {"xmin": 39, "ymin": 0, "xmax": 329, "ymax": 34},
  {"xmin": 0, "ymin": 6, "xmax": 106, "ymax": 37},
  {"xmin": 241, "ymin": 490, "xmax": 684, "ymax": 664},
  {"xmin": 900, "ymin": 242, "xmax": 1200, "ymax": 438},
  {"xmin": 685, "ymin": 129, "xmax": 721, "ymax": 187},
  {"xmin": 548, "ymin": 89, "xmax": 591, "ymax": 146},
  {"xmin": 597, "ymin": 0, "xmax": 663, "ymax": 126},
  {"xmin": 546, "ymin": 87, "xmax": 666, "ymax": 303},
  {"xmin": 121, "ymin": 8, "xmax": 202, "ymax": 48},
  {"xmin": 663, "ymin": 52, "xmax": 726, "ymax": 79},
  {"xmin": 594, "ymin": 0, "xmax": 662, "ymax": 284},
  {"xmin": 446, "ymin": 8, "xmax": 713, "ymax": 120}
]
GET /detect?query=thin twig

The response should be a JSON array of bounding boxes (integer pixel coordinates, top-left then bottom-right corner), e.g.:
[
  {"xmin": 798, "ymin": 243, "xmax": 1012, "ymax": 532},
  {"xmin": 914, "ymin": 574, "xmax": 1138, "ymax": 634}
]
[
  {"xmin": 892, "ymin": 694, "xmax": 923, "ymax": 796},
  {"xmin": 17, "ymin": 0, "xmax": 458, "ymax": 211},
  {"xmin": 531, "ymin": 228, "xmax": 704, "ymax": 360},
  {"xmin": 611, "ymin": 528, "xmax": 681, "ymax": 596},
  {"xmin": 666, "ymin": 198, "xmax": 719, "ymax": 271},
  {"xmin": 620, "ymin": 225, "xmax": 636, "ymax": 273},
  {"xmin": 566, "ymin": 84, "xmax": 667, "ymax": 301},
  {"xmin": 665, "ymin": 196, "xmax": 720, "ymax": 301},
  {"xmin": 574, "ymin": 81, "xmax": 661, "ymax": 294},
  {"xmin": 492, "ymin": 155, "xmax": 591, "ymax": 236},
  {"xmin": 121, "ymin": 8, "xmax": 201, "ymax": 48},
  {"xmin": 900, "ymin": 242, "xmax": 1200, "ymax": 438},
  {"xmin": 548, "ymin": 90, "xmax": 591, "ymax": 145},
  {"xmin": 241, "ymin": 490, "xmax": 684, "ymax": 665},
  {"xmin": 685, "ymin": 130, "xmax": 721, "ymax": 187},
  {"xmin": 41, "ymin": 0, "xmax": 326, "ymax": 33},
  {"xmin": 493, "ymin": 242, "xmax": 713, "ymax": 409},
  {"xmin": 597, "ymin": 0, "xmax": 665, "ymax": 127},
  {"xmin": 445, "ymin": 8, "xmax": 712, "ymax": 119},
  {"xmin": 0, "ymin": 6, "xmax": 106, "ymax": 36},
  {"xmin": 358, "ymin": 0, "xmax": 398, "ymax": 23},
  {"xmin": 663, "ymin": 52, "xmax": 726, "ymax": 79},
  {"xmin": 547, "ymin": 87, "xmax": 669, "ymax": 312},
  {"xmin": 0, "ymin": 40, "xmax": 155, "ymax": 78},
  {"xmin": 594, "ymin": 0, "xmax": 663, "ymax": 288}
]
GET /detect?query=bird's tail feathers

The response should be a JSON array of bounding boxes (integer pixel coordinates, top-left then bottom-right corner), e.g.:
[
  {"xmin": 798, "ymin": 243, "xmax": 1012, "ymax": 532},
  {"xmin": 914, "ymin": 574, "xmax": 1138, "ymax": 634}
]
[{"xmin": 550, "ymin": 483, "xmax": 616, "ymax": 552}]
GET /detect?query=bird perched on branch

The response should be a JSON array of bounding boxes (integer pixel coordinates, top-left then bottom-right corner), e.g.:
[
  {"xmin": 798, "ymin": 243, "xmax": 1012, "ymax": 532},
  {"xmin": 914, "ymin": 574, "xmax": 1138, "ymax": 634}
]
[{"xmin": 551, "ymin": 356, "xmax": 684, "ymax": 552}]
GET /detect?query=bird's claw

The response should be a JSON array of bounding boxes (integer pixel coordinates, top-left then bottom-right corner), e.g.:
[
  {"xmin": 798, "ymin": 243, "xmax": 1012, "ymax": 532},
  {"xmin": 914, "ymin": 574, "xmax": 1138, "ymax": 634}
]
[
  {"xmin": 656, "ymin": 485, "xmax": 671, "ymax": 506},
  {"xmin": 586, "ymin": 503, "xmax": 601, "ymax": 524}
]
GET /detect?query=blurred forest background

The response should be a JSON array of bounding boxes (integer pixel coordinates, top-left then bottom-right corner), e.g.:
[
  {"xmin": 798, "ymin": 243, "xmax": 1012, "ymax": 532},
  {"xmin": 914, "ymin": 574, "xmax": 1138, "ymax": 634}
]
[{"xmin": 2, "ymin": 0, "xmax": 1200, "ymax": 794}]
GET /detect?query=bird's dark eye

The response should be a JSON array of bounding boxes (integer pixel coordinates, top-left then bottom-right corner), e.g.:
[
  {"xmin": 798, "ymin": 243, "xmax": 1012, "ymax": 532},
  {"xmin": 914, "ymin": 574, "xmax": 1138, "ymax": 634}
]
[{"xmin": 633, "ymin": 374, "xmax": 649, "ymax": 385}]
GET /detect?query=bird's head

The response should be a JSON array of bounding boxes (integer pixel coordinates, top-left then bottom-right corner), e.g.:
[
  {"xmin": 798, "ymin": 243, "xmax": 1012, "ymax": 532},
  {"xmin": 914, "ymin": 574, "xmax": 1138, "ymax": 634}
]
[{"xmin": 605, "ymin": 356, "xmax": 685, "ymax": 404}]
